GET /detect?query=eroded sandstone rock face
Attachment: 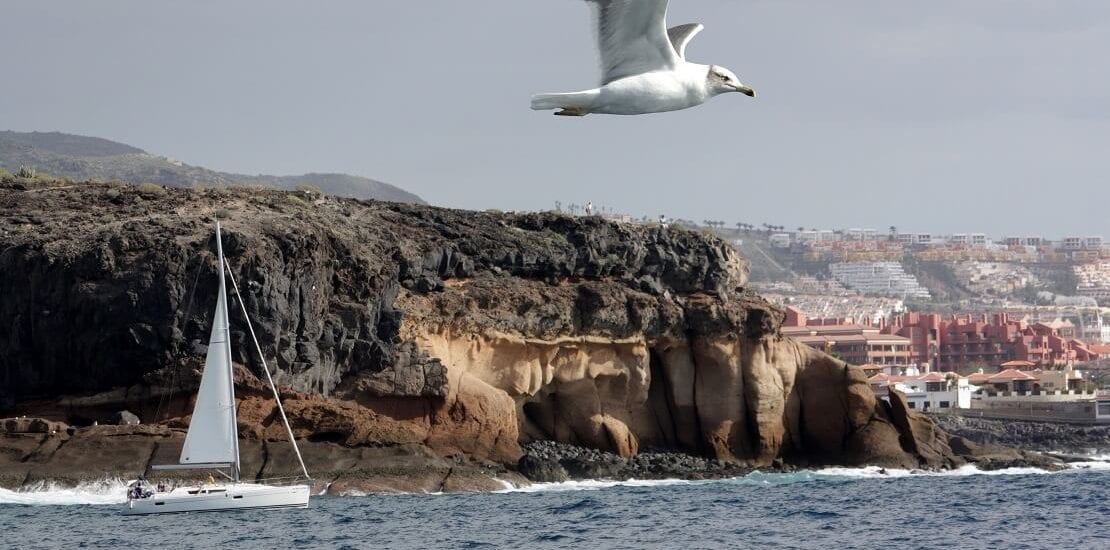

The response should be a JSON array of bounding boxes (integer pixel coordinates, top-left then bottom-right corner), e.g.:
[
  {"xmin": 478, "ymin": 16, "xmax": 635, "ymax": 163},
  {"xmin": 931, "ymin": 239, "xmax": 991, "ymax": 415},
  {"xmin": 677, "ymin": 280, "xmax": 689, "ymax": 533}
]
[{"xmin": 0, "ymin": 181, "xmax": 966, "ymax": 488}]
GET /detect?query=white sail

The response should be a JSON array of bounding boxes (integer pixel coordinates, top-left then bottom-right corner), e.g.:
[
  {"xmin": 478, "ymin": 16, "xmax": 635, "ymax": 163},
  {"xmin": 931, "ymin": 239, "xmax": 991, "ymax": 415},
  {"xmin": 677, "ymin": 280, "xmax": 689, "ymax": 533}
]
[{"xmin": 180, "ymin": 239, "xmax": 238, "ymax": 466}]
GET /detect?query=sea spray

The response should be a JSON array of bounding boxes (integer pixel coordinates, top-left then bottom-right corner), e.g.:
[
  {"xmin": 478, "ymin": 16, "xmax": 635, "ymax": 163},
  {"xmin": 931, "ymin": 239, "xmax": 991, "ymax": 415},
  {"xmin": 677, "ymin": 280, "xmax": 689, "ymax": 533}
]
[{"xmin": 0, "ymin": 478, "xmax": 129, "ymax": 506}]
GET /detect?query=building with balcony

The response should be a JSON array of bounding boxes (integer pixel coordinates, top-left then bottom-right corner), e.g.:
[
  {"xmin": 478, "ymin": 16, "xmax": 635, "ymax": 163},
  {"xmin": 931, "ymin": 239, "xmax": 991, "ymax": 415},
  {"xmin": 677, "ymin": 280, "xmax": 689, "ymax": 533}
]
[
  {"xmin": 828, "ymin": 262, "xmax": 931, "ymax": 299},
  {"xmin": 881, "ymin": 312, "xmax": 1100, "ymax": 372},
  {"xmin": 769, "ymin": 233, "xmax": 791, "ymax": 248},
  {"xmin": 782, "ymin": 309, "xmax": 914, "ymax": 367},
  {"xmin": 868, "ymin": 371, "xmax": 971, "ymax": 411}
]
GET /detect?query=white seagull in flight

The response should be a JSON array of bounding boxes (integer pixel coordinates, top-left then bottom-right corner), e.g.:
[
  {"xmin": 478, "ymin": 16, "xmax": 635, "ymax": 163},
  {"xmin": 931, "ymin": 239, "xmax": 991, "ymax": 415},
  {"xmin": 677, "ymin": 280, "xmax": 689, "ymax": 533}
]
[{"xmin": 531, "ymin": 0, "xmax": 756, "ymax": 117}]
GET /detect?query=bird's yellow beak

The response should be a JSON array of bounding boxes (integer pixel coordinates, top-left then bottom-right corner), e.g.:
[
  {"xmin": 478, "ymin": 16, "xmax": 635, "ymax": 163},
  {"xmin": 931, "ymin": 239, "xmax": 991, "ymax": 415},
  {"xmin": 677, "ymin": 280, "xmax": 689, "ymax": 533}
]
[{"xmin": 735, "ymin": 84, "xmax": 756, "ymax": 97}]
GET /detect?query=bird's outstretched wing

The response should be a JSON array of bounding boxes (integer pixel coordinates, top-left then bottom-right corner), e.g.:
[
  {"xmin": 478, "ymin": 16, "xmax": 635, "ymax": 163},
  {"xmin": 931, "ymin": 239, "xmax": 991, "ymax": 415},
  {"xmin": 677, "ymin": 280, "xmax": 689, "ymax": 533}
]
[
  {"xmin": 586, "ymin": 0, "xmax": 680, "ymax": 84},
  {"xmin": 667, "ymin": 23, "xmax": 704, "ymax": 60}
]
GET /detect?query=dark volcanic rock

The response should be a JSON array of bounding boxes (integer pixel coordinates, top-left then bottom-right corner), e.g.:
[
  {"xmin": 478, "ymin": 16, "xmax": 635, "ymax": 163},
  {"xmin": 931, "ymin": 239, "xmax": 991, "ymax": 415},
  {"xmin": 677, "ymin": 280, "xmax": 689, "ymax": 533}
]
[
  {"xmin": 931, "ymin": 414, "xmax": 1110, "ymax": 454},
  {"xmin": 518, "ymin": 441, "xmax": 753, "ymax": 482},
  {"xmin": 0, "ymin": 182, "xmax": 743, "ymax": 404},
  {"xmin": 516, "ymin": 454, "xmax": 569, "ymax": 483}
]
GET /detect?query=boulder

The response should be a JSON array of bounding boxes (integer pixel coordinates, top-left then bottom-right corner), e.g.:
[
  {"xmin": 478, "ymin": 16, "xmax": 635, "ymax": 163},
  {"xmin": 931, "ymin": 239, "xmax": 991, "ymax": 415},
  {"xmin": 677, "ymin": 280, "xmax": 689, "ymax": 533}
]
[
  {"xmin": 1, "ymin": 417, "xmax": 66, "ymax": 434},
  {"xmin": 516, "ymin": 455, "xmax": 569, "ymax": 483},
  {"xmin": 112, "ymin": 410, "xmax": 141, "ymax": 426}
]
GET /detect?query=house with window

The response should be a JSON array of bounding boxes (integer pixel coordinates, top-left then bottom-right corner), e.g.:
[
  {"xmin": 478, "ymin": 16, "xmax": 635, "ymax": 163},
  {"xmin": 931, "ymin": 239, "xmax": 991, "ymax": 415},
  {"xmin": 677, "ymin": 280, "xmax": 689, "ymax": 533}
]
[{"xmin": 869, "ymin": 371, "xmax": 971, "ymax": 411}]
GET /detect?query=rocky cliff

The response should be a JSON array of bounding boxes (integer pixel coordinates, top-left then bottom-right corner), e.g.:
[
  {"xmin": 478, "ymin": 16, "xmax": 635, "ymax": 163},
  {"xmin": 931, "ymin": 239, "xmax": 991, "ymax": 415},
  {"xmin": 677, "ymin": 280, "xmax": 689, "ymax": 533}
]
[{"xmin": 0, "ymin": 180, "xmax": 986, "ymax": 491}]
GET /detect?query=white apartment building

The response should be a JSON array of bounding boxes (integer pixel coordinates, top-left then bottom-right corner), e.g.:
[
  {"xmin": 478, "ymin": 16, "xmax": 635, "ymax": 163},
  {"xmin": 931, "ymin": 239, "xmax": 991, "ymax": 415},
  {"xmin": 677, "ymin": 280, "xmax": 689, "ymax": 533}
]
[
  {"xmin": 769, "ymin": 233, "xmax": 792, "ymax": 248},
  {"xmin": 796, "ymin": 230, "xmax": 836, "ymax": 243},
  {"xmin": 829, "ymin": 262, "xmax": 932, "ymax": 299}
]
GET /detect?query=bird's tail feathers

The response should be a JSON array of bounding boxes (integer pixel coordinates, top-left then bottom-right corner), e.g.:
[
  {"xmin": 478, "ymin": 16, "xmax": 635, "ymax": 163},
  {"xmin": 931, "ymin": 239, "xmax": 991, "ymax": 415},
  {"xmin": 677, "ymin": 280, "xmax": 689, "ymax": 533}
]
[{"xmin": 530, "ymin": 91, "xmax": 595, "ymax": 111}]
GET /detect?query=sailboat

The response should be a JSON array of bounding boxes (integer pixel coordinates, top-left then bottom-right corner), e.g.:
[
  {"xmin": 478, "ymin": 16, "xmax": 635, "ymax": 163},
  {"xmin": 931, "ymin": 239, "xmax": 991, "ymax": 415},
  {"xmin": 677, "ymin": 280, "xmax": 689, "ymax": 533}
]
[{"xmin": 124, "ymin": 222, "xmax": 311, "ymax": 514}]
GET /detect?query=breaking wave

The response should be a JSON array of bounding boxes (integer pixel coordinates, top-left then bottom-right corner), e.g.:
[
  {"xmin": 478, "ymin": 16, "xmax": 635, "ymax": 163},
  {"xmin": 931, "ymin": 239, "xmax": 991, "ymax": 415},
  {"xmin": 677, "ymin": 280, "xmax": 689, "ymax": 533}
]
[
  {"xmin": 0, "ymin": 479, "xmax": 129, "ymax": 506},
  {"xmin": 498, "ymin": 457, "xmax": 1110, "ymax": 494}
]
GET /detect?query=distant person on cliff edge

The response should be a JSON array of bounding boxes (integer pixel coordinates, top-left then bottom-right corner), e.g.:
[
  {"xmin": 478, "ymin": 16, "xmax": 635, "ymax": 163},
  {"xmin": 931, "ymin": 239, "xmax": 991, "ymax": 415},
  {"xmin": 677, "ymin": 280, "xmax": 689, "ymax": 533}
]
[{"xmin": 585, "ymin": 201, "xmax": 594, "ymax": 216}]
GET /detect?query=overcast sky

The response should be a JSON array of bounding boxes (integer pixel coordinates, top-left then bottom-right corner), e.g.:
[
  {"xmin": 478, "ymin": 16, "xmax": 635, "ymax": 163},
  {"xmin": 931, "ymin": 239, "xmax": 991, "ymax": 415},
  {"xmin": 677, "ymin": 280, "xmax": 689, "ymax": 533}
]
[{"xmin": 3, "ymin": 1, "xmax": 1108, "ymax": 237}]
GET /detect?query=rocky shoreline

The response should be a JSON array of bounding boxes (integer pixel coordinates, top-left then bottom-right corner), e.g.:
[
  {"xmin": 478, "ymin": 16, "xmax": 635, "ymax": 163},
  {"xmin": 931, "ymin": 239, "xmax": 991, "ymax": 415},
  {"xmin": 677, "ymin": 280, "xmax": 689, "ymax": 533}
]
[
  {"xmin": 0, "ymin": 416, "xmax": 1077, "ymax": 494},
  {"xmin": 518, "ymin": 441, "xmax": 757, "ymax": 483},
  {"xmin": 930, "ymin": 414, "xmax": 1110, "ymax": 455},
  {"xmin": 515, "ymin": 436, "xmax": 1071, "ymax": 483}
]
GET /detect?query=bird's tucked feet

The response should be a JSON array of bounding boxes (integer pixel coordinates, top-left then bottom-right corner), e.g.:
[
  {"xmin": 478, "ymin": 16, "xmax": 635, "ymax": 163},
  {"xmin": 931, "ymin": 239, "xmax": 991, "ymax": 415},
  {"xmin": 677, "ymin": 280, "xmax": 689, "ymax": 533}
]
[{"xmin": 554, "ymin": 108, "xmax": 590, "ymax": 117}]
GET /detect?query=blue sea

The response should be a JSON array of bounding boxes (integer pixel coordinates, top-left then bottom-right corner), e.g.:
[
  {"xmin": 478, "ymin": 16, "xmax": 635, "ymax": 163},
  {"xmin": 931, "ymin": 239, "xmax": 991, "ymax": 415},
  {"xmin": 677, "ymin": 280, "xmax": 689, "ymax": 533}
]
[{"xmin": 2, "ymin": 463, "xmax": 1108, "ymax": 549}]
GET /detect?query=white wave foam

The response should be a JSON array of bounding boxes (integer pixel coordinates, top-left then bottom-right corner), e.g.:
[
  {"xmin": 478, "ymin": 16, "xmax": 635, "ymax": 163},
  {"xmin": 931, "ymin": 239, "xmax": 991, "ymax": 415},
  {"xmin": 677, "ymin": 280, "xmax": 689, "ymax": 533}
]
[
  {"xmin": 1069, "ymin": 461, "xmax": 1110, "ymax": 471},
  {"xmin": 0, "ymin": 479, "xmax": 128, "ymax": 506},
  {"xmin": 497, "ymin": 478, "xmax": 692, "ymax": 494},
  {"xmin": 813, "ymin": 464, "xmax": 1054, "ymax": 479},
  {"xmin": 496, "ymin": 460, "xmax": 1110, "ymax": 494}
]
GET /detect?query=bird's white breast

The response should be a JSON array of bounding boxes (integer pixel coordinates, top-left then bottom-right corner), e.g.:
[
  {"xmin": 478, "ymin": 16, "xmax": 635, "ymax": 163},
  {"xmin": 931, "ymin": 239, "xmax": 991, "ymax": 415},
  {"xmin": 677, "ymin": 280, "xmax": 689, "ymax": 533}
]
[{"xmin": 593, "ymin": 64, "xmax": 710, "ymax": 115}]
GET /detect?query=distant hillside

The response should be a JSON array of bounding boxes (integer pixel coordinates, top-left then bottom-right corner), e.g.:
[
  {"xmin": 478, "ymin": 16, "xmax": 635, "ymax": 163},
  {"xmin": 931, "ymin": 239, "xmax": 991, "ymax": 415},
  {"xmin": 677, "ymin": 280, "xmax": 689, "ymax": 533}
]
[{"xmin": 0, "ymin": 131, "xmax": 425, "ymax": 204}]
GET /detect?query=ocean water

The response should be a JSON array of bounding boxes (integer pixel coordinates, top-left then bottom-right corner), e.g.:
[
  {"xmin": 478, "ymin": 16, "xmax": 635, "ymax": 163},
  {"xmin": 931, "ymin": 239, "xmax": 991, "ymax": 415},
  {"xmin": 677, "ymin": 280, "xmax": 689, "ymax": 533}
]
[{"xmin": 2, "ymin": 463, "xmax": 1109, "ymax": 550}]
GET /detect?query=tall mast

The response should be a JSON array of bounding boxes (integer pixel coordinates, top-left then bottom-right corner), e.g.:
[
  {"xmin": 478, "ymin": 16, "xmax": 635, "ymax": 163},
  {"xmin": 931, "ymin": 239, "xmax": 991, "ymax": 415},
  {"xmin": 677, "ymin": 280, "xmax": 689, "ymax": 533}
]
[
  {"xmin": 215, "ymin": 221, "xmax": 242, "ymax": 482},
  {"xmin": 225, "ymin": 259, "xmax": 311, "ymax": 480}
]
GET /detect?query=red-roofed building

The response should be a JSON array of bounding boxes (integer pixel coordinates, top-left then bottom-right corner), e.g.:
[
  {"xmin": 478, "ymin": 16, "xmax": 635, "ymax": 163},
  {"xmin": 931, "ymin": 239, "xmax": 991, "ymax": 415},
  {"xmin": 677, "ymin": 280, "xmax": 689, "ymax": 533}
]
[
  {"xmin": 986, "ymin": 369, "xmax": 1039, "ymax": 393},
  {"xmin": 781, "ymin": 324, "xmax": 914, "ymax": 367},
  {"xmin": 784, "ymin": 310, "xmax": 1101, "ymax": 371}
]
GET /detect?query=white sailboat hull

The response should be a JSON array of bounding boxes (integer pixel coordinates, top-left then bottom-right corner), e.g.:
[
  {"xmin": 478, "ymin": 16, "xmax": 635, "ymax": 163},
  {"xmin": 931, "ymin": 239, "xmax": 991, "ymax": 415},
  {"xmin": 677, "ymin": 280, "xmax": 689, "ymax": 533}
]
[{"xmin": 123, "ymin": 483, "xmax": 310, "ymax": 515}]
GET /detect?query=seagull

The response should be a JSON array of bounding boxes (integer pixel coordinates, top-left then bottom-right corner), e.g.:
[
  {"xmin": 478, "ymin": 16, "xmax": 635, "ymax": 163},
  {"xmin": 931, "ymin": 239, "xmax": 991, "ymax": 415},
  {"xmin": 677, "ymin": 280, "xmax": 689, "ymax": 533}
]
[{"xmin": 531, "ymin": 0, "xmax": 755, "ymax": 116}]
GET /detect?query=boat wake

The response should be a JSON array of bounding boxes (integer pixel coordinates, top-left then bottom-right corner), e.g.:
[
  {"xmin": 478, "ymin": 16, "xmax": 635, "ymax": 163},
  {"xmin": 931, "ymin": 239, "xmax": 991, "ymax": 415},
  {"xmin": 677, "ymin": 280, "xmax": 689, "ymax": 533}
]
[{"xmin": 0, "ymin": 479, "xmax": 128, "ymax": 506}]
